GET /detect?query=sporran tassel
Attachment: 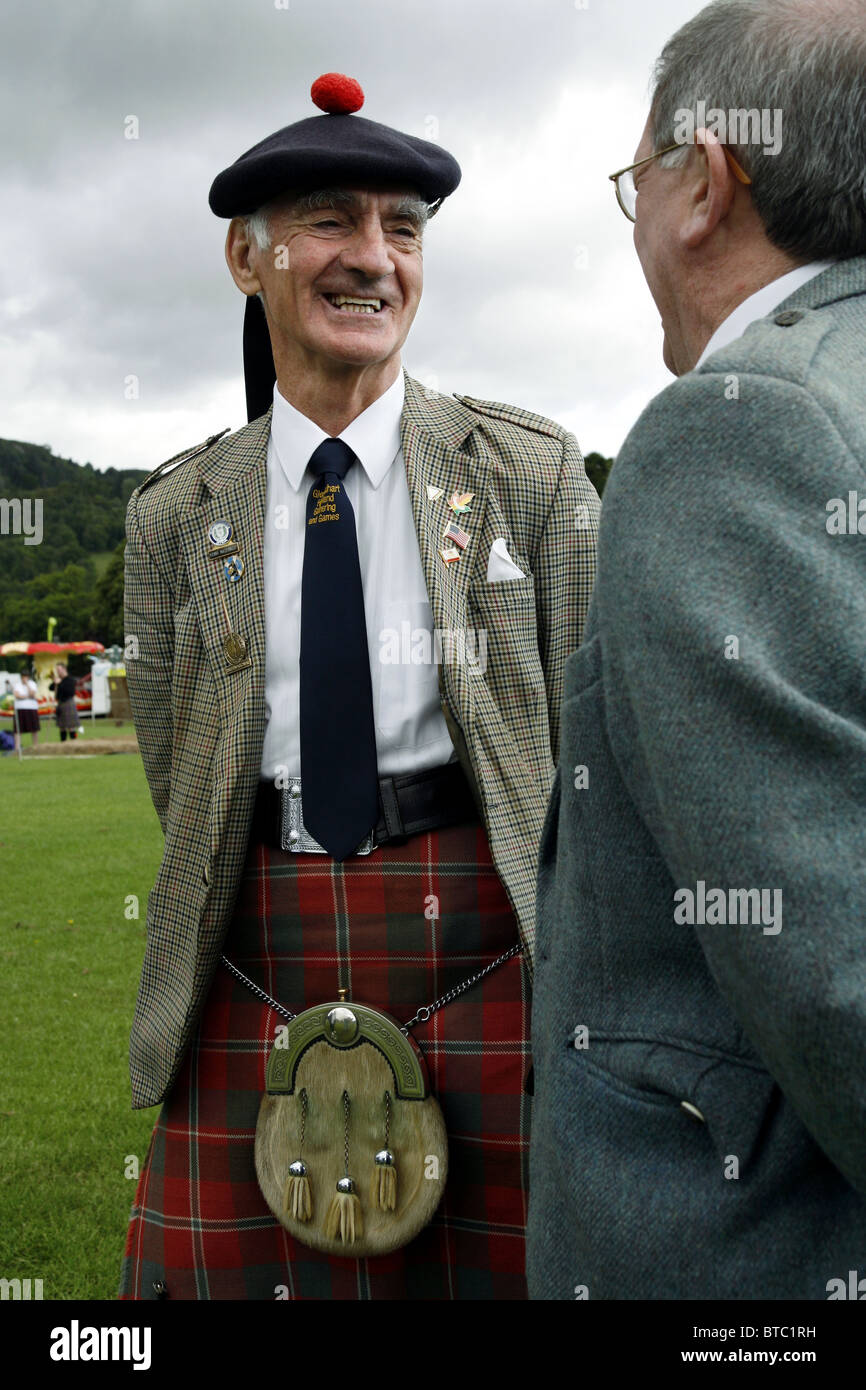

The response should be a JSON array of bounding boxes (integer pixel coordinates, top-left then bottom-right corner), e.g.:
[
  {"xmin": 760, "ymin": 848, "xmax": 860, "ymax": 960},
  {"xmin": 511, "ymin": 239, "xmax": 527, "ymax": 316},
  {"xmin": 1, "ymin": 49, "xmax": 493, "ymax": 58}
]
[
  {"xmin": 283, "ymin": 1088, "xmax": 312, "ymax": 1222},
  {"xmin": 325, "ymin": 1177, "xmax": 363, "ymax": 1243},
  {"xmin": 372, "ymin": 1090, "xmax": 397, "ymax": 1212},
  {"xmin": 325, "ymin": 1090, "xmax": 362, "ymax": 1244},
  {"xmin": 373, "ymin": 1154, "xmax": 397, "ymax": 1211},
  {"xmin": 284, "ymin": 1161, "xmax": 312, "ymax": 1221}
]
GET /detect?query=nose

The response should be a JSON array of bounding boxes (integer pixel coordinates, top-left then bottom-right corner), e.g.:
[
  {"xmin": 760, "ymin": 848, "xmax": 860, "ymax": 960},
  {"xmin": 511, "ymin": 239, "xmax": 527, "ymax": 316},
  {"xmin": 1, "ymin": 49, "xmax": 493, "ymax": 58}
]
[{"xmin": 339, "ymin": 218, "xmax": 394, "ymax": 280}]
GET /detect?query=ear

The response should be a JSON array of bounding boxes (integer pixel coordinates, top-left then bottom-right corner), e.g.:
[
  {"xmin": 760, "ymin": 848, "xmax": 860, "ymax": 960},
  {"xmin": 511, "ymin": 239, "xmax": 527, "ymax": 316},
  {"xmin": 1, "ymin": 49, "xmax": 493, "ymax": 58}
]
[
  {"xmin": 225, "ymin": 217, "xmax": 263, "ymax": 297},
  {"xmin": 681, "ymin": 127, "xmax": 737, "ymax": 250}
]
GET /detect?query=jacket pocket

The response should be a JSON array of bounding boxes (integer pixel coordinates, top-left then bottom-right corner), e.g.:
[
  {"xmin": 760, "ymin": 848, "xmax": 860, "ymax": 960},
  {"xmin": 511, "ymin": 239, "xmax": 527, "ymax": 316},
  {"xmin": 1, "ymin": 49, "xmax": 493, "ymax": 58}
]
[
  {"xmin": 566, "ymin": 1033, "xmax": 777, "ymax": 1169},
  {"xmin": 467, "ymin": 572, "xmax": 550, "ymax": 774},
  {"xmin": 532, "ymin": 1033, "xmax": 782, "ymax": 1299}
]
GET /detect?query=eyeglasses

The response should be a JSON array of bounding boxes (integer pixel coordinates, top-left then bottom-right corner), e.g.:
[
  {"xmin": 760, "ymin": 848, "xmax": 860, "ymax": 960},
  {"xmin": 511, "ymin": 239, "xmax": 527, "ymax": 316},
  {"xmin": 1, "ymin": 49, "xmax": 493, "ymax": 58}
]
[{"xmin": 608, "ymin": 142, "xmax": 753, "ymax": 222}]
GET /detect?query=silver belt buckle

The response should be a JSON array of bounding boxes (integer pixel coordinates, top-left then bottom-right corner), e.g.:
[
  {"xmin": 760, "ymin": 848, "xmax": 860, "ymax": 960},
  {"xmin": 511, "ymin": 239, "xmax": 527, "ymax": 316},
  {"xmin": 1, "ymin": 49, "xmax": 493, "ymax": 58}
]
[{"xmin": 279, "ymin": 778, "xmax": 375, "ymax": 856}]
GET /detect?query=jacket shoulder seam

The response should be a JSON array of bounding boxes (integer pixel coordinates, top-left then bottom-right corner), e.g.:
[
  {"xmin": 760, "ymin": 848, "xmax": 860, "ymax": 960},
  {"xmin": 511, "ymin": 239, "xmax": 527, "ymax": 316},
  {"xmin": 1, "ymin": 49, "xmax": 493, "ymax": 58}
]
[
  {"xmin": 452, "ymin": 394, "xmax": 566, "ymax": 440},
  {"xmin": 134, "ymin": 428, "xmax": 231, "ymax": 497}
]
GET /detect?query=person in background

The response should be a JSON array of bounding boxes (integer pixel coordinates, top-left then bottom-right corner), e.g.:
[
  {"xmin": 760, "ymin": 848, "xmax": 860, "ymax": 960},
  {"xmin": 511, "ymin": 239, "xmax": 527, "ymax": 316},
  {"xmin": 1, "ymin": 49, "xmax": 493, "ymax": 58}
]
[
  {"xmin": 12, "ymin": 667, "xmax": 40, "ymax": 752},
  {"xmin": 50, "ymin": 663, "xmax": 81, "ymax": 743}
]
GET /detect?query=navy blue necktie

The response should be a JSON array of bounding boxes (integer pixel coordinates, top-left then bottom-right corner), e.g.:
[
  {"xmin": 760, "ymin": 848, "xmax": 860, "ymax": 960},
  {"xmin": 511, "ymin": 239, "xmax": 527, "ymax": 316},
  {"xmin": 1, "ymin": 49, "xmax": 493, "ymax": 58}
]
[{"xmin": 299, "ymin": 438, "xmax": 378, "ymax": 860}]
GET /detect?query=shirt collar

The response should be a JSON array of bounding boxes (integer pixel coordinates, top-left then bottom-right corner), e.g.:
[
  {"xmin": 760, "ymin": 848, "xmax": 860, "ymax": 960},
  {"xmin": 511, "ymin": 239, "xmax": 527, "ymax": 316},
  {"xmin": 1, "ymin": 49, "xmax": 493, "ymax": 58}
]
[
  {"xmin": 269, "ymin": 370, "xmax": 405, "ymax": 492},
  {"xmin": 694, "ymin": 261, "xmax": 835, "ymax": 370}
]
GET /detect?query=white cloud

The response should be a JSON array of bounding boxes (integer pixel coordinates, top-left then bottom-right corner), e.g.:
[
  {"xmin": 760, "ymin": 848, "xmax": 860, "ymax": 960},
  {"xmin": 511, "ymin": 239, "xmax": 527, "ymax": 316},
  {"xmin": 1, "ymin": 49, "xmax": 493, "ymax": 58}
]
[{"xmin": 0, "ymin": 0, "xmax": 707, "ymax": 472}]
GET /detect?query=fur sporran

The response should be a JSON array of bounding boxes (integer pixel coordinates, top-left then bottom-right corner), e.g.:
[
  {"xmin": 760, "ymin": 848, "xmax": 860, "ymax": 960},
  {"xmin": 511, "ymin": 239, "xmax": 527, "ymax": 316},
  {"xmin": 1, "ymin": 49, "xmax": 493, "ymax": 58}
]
[{"xmin": 254, "ymin": 998, "xmax": 448, "ymax": 1257}]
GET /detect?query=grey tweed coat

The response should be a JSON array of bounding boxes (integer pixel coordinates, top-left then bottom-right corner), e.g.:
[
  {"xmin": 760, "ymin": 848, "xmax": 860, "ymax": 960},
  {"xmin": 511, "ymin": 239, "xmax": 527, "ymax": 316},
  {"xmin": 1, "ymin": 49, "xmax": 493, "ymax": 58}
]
[{"xmin": 528, "ymin": 258, "xmax": 866, "ymax": 1300}]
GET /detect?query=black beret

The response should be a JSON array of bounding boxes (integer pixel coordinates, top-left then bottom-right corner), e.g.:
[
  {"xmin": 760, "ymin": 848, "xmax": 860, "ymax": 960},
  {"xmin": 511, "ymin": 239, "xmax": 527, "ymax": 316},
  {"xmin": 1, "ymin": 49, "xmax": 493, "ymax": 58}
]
[{"xmin": 209, "ymin": 77, "xmax": 461, "ymax": 216}]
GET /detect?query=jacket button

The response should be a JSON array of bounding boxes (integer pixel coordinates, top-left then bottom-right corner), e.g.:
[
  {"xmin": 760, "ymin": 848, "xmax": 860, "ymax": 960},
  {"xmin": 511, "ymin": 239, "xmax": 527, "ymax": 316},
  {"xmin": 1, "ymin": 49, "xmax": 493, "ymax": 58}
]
[
  {"xmin": 680, "ymin": 1100, "xmax": 705, "ymax": 1122},
  {"xmin": 774, "ymin": 310, "xmax": 804, "ymax": 327},
  {"xmin": 203, "ymin": 863, "xmax": 210, "ymax": 886}
]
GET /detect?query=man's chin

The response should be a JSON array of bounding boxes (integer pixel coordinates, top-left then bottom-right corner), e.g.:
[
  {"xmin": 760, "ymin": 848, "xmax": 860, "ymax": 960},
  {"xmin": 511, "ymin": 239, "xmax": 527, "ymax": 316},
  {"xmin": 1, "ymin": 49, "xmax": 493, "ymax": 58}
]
[
  {"xmin": 320, "ymin": 343, "xmax": 401, "ymax": 371},
  {"xmin": 662, "ymin": 333, "xmax": 684, "ymax": 377},
  {"xmin": 311, "ymin": 323, "xmax": 406, "ymax": 370}
]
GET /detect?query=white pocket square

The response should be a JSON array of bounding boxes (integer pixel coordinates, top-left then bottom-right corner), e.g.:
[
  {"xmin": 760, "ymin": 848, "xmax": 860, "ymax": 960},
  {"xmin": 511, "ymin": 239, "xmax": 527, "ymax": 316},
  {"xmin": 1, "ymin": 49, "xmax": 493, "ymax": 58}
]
[{"xmin": 486, "ymin": 536, "xmax": 526, "ymax": 583}]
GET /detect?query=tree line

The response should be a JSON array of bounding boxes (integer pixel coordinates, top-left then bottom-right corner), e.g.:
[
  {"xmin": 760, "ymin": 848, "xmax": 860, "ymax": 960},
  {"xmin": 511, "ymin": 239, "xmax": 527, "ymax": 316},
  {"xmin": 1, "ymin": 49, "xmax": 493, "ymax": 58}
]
[{"xmin": 0, "ymin": 438, "xmax": 146, "ymax": 647}]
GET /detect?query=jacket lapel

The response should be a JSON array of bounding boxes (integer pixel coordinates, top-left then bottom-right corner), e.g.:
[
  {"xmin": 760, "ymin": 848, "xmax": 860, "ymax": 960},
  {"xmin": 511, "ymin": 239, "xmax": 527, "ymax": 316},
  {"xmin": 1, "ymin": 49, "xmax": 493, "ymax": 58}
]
[
  {"xmin": 400, "ymin": 374, "xmax": 547, "ymax": 896},
  {"xmin": 177, "ymin": 411, "xmax": 271, "ymax": 834},
  {"xmin": 400, "ymin": 372, "xmax": 490, "ymax": 645}
]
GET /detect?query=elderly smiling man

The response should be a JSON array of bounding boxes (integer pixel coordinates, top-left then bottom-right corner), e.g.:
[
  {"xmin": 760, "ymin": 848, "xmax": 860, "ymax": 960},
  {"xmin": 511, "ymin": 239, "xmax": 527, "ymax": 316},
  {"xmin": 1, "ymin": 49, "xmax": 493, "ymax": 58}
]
[
  {"xmin": 529, "ymin": 0, "xmax": 866, "ymax": 1301},
  {"xmin": 120, "ymin": 75, "xmax": 599, "ymax": 1301}
]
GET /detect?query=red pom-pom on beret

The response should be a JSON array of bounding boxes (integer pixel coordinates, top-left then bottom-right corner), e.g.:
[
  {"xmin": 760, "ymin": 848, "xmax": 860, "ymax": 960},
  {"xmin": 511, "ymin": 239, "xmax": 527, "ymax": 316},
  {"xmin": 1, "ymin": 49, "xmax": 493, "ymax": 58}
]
[{"xmin": 311, "ymin": 73, "xmax": 365, "ymax": 115}]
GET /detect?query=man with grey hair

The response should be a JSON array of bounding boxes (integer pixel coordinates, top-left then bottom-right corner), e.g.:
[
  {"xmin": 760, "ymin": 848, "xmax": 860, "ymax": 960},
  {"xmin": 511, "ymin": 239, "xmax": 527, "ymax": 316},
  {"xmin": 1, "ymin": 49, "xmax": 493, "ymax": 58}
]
[{"xmin": 528, "ymin": 0, "xmax": 866, "ymax": 1300}]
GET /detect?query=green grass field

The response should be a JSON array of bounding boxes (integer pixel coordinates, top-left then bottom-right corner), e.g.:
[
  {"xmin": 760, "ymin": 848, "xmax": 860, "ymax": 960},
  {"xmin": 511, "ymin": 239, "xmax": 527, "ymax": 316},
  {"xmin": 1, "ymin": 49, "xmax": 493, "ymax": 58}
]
[
  {"xmin": 63, "ymin": 717, "xmax": 139, "ymax": 741},
  {"xmin": 0, "ymin": 717, "xmax": 138, "ymax": 744},
  {"xmin": 0, "ymin": 753, "xmax": 163, "ymax": 1299}
]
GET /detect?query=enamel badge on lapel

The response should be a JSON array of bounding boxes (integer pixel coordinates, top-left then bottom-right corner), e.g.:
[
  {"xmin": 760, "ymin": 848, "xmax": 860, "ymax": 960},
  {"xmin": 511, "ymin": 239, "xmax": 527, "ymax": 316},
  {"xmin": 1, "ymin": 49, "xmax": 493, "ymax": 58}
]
[
  {"xmin": 426, "ymin": 484, "xmax": 444, "ymax": 502},
  {"xmin": 208, "ymin": 518, "xmax": 239, "ymax": 558},
  {"xmin": 223, "ymin": 555, "xmax": 244, "ymax": 582},
  {"xmin": 448, "ymin": 490, "xmax": 474, "ymax": 515},
  {"xmin": 439, "ymin": 517, "xmax": 471, "ymax": 569},
  {"xmin": 443, "ymin": 521, "xmax": 470, "ymax": 550}
]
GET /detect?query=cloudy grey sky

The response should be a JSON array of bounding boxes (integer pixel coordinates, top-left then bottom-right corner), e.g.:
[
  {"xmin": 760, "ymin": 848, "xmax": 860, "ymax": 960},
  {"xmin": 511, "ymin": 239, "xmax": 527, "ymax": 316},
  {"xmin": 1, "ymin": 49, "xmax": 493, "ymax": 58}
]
[{"xmin": 2, "ymin": 0, "xmax": 708, "ymax": 472}]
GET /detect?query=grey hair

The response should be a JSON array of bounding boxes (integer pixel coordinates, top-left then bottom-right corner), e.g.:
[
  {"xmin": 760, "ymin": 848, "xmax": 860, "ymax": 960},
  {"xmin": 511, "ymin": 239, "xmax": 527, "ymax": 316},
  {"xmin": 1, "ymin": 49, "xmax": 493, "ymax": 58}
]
[
  {"xmin": 243, "ymin": 187, "xmax": 431, "ymax": 253},
  {"xmin": 650, "ymin": 0, "xmax": 866, "ymax": 260},
  {"xmin": 244, "ymin": 209, "xmax": 273, "ymax": 251}
]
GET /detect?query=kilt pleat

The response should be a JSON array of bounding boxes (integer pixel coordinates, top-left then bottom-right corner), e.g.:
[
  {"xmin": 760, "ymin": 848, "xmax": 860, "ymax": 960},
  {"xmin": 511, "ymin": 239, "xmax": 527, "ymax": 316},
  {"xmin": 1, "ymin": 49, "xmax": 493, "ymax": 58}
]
[{"xmin": 119, "ymin": 821, "xmax": 532, "ymax": 1300}]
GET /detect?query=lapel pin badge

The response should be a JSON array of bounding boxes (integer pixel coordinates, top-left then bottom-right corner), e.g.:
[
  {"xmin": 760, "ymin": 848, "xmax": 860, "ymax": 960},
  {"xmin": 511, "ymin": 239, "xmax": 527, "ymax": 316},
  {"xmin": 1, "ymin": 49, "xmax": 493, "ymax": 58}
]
[
  {"xmin": 223, "ymin": 555, "xmax": 244, "ymax": 582},
  {"xmin": 443, "ymin": 521, "xmax": 470, "ymax": 551},
  {"xmin": 219, "ymin": 592, "xmax": 251, "ymax": 672},
  {"xmin": 448, "ymin": 490, "xmax": 474, "ymax": 515},
  {"xmin": 208, "ymin": 518, "xmax": 239, "ymax": 557},
  {"xmin": 223, "ymin": 631, "xmax": 252, "ymax": 672},
  {"xmin": 426, "ymin": 484, "xmax": 444, "ymax": 502},
  {"xmin": 439, "ymin": 544, "xmax": 461, "ymax": 566}
]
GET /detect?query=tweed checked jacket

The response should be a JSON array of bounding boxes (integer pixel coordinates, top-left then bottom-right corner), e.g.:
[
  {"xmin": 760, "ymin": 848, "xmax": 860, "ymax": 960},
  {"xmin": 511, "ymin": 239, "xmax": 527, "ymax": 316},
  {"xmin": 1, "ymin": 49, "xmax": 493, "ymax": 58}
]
[{"xmin": 124, "ymin": 371, "xmax": 599, "ymax": 1108}]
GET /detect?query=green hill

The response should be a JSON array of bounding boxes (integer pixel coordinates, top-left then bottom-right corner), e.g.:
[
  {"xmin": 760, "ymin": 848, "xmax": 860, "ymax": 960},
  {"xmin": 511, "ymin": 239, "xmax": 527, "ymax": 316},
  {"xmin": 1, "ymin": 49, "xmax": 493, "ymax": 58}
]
[{"xmin": 0, "ymin": 439, "xmax": 147, "ymax": 649}]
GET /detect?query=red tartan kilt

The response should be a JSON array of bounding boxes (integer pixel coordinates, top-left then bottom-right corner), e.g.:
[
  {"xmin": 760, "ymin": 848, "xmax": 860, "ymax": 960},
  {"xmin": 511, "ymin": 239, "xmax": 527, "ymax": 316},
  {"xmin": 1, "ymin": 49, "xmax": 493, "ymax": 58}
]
[{"xmin": 120, "ymin": 822, "xmax": 531, "ymax": 1300}]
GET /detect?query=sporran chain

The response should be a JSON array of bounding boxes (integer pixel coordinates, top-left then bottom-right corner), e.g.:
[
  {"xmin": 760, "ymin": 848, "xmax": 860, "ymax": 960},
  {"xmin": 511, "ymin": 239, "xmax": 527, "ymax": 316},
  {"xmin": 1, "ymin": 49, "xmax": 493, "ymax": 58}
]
[{"xmin": 220, "ymin": 941, "xmax": 522, "ymax": 1032}]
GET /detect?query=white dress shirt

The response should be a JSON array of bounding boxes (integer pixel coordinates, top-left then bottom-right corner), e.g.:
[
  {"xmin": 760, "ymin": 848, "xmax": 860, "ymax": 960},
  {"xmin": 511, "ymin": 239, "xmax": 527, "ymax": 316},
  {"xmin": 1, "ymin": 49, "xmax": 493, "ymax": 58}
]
[
  {"xmin": 694, "ymin": 261, "xmax": 834, "ymax": 369},
  {"xmin": 260, "ymin": 371, "xmax": 455, "ymax": 781}
]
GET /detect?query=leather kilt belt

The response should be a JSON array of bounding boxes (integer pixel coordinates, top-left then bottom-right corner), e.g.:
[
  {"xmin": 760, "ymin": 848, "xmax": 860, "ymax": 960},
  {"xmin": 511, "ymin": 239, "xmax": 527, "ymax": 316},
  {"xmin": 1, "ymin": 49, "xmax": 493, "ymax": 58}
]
[{"xmin": 250, "ymin": 761, "xmax": 479, "ymax": 854}]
